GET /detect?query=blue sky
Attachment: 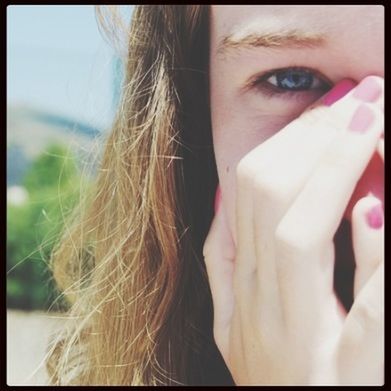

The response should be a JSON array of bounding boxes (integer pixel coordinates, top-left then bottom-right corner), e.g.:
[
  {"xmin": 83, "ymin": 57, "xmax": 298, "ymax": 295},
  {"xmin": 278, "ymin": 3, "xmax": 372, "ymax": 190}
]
[{"xmin": 7, "ymin": 5, "xmax": 133, "ymax": 130}]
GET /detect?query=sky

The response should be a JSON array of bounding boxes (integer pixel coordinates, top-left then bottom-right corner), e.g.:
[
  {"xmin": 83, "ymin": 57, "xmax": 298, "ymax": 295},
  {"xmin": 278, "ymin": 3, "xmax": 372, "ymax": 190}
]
[{"xmin": 7, "ymin": 5, "xmax": 133, "ymax": 130}]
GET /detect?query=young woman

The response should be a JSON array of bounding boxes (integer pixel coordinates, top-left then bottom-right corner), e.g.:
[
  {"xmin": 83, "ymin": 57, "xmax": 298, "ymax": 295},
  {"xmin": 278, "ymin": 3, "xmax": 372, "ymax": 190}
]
[{"xmin": 47, "ymin": 5, "xmax": 384, "ymax": 385}]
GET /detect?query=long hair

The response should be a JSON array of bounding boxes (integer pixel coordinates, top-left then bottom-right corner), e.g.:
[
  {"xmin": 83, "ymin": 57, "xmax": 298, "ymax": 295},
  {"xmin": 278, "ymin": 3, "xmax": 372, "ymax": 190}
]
[{"xmin": 46, "ymin": 5, "xmax": 234, "ymax": 385}]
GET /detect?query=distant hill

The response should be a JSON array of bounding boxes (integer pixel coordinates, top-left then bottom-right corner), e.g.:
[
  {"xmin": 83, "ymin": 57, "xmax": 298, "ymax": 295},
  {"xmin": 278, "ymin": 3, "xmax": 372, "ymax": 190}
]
[{"xmin": 7, "ymin": 105, "xmax": 107, "ymax": 186}]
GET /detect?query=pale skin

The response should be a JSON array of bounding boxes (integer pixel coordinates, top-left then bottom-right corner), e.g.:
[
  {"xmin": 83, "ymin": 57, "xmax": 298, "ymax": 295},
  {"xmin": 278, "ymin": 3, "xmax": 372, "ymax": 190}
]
[{"xmin": 203, "ymin": 5, "xmax": 384, "ymax": 385}]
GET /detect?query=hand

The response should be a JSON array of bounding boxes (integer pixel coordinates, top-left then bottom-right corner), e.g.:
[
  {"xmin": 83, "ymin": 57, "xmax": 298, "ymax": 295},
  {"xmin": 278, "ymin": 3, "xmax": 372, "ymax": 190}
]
[{"xmin": 203, "ymin": 76, "xmax": 384, "ymax": 385}]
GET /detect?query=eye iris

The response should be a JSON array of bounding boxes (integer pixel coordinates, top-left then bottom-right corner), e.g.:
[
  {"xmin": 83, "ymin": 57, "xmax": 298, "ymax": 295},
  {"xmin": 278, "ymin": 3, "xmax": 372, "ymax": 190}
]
[{"xmin": 276, "ymin": 70, "xmax": 314, "ymax": 90}]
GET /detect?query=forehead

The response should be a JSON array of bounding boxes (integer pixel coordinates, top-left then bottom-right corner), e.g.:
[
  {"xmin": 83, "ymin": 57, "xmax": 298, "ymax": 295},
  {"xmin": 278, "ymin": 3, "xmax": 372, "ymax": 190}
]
[{"xmin": 211, "ymin": 5, "xmax": 384, "ymax": 39}]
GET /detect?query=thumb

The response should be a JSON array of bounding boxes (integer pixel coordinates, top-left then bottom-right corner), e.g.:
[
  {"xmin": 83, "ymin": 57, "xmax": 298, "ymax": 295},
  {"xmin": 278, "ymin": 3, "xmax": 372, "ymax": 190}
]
[{"xmin": 203, "ymin": 185, "xmax": 235, "ymax": 352}]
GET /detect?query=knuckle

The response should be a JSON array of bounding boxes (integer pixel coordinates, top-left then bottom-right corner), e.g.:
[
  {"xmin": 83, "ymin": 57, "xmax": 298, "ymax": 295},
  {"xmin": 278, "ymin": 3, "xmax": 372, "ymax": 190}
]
[
  {"xmin": 351, "ymin": 196, "xmax": 379, "ymax": 222},
  {"xmin": 236, "ymin": 155, "xmax": 258, "ymax": 185},
  {"xmin": 275, "ymin": 220, "xmax": 318, "ymax": 257},
  {"xmin": 352, "ymin": 300, "xmax": 383, "ymax": 331},
  {"xmin": 340, "ymin": 306, "xmax": 378, "ymax": 351},
  {"xmin": 236, "ymin": 148, "xmax": 295, "ymax": 208},
  {"xmin": 252, "ymin": 172, "xmax": 291, "ymax": 206},
  {"xmin": 236, "ymin": 150, "xmax": 277, "ymax": 189},
  {"xmin": 341, "ymin": 327, "xmax": 361, "ymax": 349},
  {"xmin": 252, "ymin": 172, "xmax": 277, "ymax": 197}
]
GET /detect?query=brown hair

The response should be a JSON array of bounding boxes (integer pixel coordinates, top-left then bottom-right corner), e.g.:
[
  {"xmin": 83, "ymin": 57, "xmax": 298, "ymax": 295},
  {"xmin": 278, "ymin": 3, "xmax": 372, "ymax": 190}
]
[{"xmin": 46, "ymin": 5, "xmax": 234, "ymax": 385}]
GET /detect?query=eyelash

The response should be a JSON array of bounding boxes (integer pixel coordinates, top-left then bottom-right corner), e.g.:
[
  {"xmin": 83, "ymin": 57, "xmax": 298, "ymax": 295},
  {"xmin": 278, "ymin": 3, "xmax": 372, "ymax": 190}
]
[{"xmin": 249, "ymin": 66, "xmax": 332, "ymax": 99}]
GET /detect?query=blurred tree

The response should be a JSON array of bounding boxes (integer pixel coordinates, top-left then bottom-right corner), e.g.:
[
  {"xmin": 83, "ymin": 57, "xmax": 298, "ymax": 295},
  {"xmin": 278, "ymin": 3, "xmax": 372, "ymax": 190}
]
[{"xmin": 7, "ymin": 144, "xmax": 89, "ymax": 311}]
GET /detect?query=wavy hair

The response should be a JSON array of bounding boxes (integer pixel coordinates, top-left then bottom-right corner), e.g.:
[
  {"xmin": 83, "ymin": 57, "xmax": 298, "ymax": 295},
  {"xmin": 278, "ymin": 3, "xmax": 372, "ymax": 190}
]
[{"xmin": 46, "ymin": 5, "xmax": 234, "ymax": 386}]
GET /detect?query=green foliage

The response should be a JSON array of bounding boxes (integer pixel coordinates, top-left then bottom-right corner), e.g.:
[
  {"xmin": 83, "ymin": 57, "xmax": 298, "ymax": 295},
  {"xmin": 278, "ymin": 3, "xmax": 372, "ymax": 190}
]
[
  {"xmin": 23, "ymin": 144, "xmax": 79, "ymax": 192},
  {"xmin": 7, "ymin": 144, "xmax": 88, "ymax": 311}
]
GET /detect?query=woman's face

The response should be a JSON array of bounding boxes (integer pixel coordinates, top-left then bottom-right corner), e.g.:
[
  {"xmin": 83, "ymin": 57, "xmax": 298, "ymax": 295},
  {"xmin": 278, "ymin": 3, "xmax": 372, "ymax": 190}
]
[{"xmin": 209, "ymin": 5, "xmax": 384, "ymax": 241}]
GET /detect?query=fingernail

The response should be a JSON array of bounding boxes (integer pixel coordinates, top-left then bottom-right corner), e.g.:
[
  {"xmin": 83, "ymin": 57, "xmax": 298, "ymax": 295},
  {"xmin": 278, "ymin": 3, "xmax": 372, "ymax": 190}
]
[
  {"xmin": 353, "ymin": 76, "xmax": 382, "ymax": 102},
  {"xmin": 322, "ymin": 79, "xmax": 356, "ymax": 106},
  {"xmin": 214, "ymin": 185, "xmax": 222, "ymax": 214},
  {"xmin": 365, "ymin": 203, "xmax": 383, "ymax": 229},
  {"xmin": 348, "ymin": 104, "xmax": 374, "ymax": 133}
]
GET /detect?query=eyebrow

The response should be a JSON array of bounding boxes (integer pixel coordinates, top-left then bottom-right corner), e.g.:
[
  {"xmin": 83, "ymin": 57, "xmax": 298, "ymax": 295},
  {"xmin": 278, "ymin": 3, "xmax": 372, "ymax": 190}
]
[{"xmin": 217, "ymin": 28, "xmax": 326, "ymax": 55}]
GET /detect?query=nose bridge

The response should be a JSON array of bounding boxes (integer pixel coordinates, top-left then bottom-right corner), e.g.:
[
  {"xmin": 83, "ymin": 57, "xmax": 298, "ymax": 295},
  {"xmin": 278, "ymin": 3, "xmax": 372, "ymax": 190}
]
[
  {"xmin": 357, "ymin": 37, "xmax": 384, "ymax": 80},
  {"xmin": 351, "ymin": 62, "xmax": 384, "ymax": 83},
  {"xmin": 338, "ymin": 39, "xmax": 384, "ymax": 82},
  {"xmin": 330, "ymin": 6, "xmax": 384, "ymax": 82}
]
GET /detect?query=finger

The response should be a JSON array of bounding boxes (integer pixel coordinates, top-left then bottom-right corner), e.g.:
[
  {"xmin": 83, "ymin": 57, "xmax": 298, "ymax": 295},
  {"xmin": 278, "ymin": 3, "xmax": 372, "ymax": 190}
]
[
  {"xmin": 355, "ymin": 77, "xmax": 384, "ymax": 161},
  {"xmin": 336, "ymin": 262, "xmax": 384, "ymax": 385},
  {"xmin": 352, "ymin": 196, "xmax": 384, "ymax": 298},
  {"xmin": 349, "ymin": 75, "xmax": 383, "ymax": 112},
  {"xmin": 274, "ymin": 102, "xmax": 383, "ymax": 328},
  {"xmin": 203, "ymin": 187, "xmax": 235, "ymax": 352}
]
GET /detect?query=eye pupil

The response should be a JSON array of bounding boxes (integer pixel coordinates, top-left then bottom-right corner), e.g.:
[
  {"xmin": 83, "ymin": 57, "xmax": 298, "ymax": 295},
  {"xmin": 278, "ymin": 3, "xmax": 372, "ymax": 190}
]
[{"xmin": 276, "ymin": 70, "xmax": 314, "ymax": 90}]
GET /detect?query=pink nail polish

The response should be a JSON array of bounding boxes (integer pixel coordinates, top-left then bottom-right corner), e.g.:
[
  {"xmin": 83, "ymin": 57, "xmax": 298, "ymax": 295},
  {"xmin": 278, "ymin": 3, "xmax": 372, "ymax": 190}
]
[
  {"xmin": 348, "ymin": 104, "xmax": 374, "ymax": 133},
  {"xmin": 214, "ymin": 185, "xmax": 222, "ymax": 214},
  {"xmin": 365, "ymin": 203, "xmax": 383, "ymax": 229},
  {"xmin": 353, "ymin": 77, "xmax": 382, "ymax": 102},
  {"xmin": 322, "ymin": 79, "xmax": 356, "ymax": 106}
]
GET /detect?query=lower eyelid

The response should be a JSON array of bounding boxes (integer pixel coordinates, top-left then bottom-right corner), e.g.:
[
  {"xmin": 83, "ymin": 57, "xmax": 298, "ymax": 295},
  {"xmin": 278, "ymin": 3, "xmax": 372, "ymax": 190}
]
[
  {"xmin": 254, "ymin": 83, "xmax": 329, "ymax": 102},
  {"xmin": 258, "ymin": 80, "xmax": 328, "ymax": 96}
]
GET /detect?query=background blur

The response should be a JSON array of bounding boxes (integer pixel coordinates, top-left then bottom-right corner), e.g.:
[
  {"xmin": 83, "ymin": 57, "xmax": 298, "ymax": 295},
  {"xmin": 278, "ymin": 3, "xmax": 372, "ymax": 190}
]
[{"xmin": 7, "ymin": 5, "xmax": 133, "ymax": 384}]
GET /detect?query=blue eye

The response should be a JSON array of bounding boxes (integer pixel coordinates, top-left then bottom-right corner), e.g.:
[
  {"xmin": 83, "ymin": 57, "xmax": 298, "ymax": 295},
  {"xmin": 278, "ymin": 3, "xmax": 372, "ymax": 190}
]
[
  {"xmin": 251, "ymin": 67, "xmax": 331, "ymax": 97},
  {"xmin": 270, "ymin": 69, "xmax": 315, "ymax": 90}
]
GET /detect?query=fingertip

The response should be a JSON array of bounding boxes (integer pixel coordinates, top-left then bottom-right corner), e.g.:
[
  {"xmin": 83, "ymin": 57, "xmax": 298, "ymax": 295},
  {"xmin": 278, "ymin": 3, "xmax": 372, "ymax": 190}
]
[
  {"xmin": 352, "ymin": 75, "xmax": 384, "ymax": 103},
  {"xmin": 365, "ymin": 203, "xmax": 384, "ymax": 230},
  {"xmin": 322, "ymin": 79, "xmax": 357, "ymax": 107},
  {"xmin": 352, "ymin": 195, "xmax": 383, "ymax": 228},
  {"xmin": 352, "ymin": 195, "xmax": 384, "ymax": 300}
]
